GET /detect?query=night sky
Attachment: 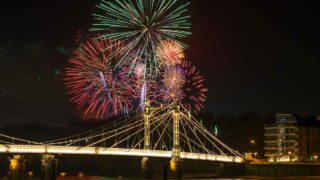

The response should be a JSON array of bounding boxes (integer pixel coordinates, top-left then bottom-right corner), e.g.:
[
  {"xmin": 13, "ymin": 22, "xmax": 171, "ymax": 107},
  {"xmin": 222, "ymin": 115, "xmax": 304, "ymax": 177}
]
[{"xmin": 0, "ymin": 1, "xmax": 319, "ymax": 125}]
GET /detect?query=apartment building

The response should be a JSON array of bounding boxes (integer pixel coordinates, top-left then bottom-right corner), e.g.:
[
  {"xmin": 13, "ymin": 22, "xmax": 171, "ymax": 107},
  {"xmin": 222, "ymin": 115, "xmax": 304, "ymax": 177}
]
[{"xmin": 264, "ymin": 114, "xmax": 320, "ymax": 162}]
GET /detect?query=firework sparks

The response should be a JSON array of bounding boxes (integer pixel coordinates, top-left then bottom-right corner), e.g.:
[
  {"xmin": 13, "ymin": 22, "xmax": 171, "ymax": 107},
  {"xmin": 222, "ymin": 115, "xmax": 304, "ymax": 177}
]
[
  {"xmin": 157, "ymin": 40, "xmax": 185, "ymax": 67},
  {"xmin": 160, "ymin": 61, "xmax": 207, "ymax": 113},
  {"xmin": 91, "ymin": 0, "xmax": 191, "ymax": 75},
  {"xmin": 130, "ymin": 64, "xmax": 161, "ymax": 109},
  {"xmin": 65, "ymin": 0, "xmax": 208, "ymax": 118},
  {"xmin": 65, "ymin": 38, "xmax": 133, "ymax": 119},
  {"xmin": 163, "ymin": 66, "xmax": 186, "ymax": 90},
  {"xmin": 161, "ymin": 66, "xmax": 186, "ymax": 103},
  {"xmin": 180, "ymin": 61, "xmax": 208, "ymax": 113},
  {"xmin": 134, "ymin": 63, "xmax": 146, "ymax": 80}
]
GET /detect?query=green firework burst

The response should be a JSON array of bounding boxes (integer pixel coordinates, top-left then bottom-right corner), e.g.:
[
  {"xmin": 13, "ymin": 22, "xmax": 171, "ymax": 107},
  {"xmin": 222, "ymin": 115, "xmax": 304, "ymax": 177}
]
[{"xmin": 91, "ymin": 0, "xmax": 191, "ymax": 76}]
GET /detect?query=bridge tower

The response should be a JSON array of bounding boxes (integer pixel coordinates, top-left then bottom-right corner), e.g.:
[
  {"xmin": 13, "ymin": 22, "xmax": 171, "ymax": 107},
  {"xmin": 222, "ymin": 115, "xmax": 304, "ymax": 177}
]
[
  {"xmin": 172, "ymin": 104, "xmax": 181, "ymax": 159},
  {"xmin": 143, "ymin": 99, "xmax": 151, "ymax": 150},
  {"xmin": 141, "ymin": 99, "xmax": 153, "ymax": 179},
  {"xmin": 170, "ymin": 103, "xmax": 182, "ymax": 179}
]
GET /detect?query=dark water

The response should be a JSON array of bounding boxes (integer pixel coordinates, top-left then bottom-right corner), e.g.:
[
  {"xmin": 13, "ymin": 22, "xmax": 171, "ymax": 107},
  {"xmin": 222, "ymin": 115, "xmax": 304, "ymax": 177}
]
[
  {"xmin": 54, "ymin": 176, "xmax": 320, "ymax": 180},
  {"xmin": 2, "ymin": 176, "xmax": 320, "ymax": 180},
  {"xmin": 21, "ymin": 176, "xmax": 320, "ymax": 180},
  {"xmin": 60, "ymin": 176, "xmax": 320, "ymax": 180}
]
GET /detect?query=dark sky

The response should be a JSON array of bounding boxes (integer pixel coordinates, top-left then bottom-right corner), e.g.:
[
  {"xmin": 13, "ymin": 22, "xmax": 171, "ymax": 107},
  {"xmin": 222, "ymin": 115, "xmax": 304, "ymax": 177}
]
[{"xmin": 0, "ymin": 0, "xmax": 319, "ymax": 125}]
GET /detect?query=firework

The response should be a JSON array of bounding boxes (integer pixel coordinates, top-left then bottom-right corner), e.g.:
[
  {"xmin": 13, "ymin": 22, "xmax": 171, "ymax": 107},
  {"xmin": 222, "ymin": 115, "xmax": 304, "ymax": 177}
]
[
  {"xmin": 91, "ymin": 0, "xmax": 191, "ymax": 74},
  {"xmin": 161, "ymin": 66, "xmax": 186, "ymax": 103},
  {"xmin": 163, "ymin": 66, "xmax": 186, "ymax": 90},
  {"xmin": 160, "ymin": 61, "xmax": 207, "ymax": 113},
  {"xmin": 130, "ymin": 63, "xmax": 161, "ymax": 108},
  {"xmin": 65, "ymin": 38, "xmax": 133, "ymax": 119},
  {"xmin": 156, "ymin": 40, "xmax": 185, "ymax": 67},
  {"xmin": 133, "ymin": 63, "xmax": 147, "ymax": 80},
  {"xmin": 133, "ymin": 64, "xmax": 148, "ymax": 107},
  {"xmin": 180, "ymin": 61, "xmax": 208, "ymax": 113}
]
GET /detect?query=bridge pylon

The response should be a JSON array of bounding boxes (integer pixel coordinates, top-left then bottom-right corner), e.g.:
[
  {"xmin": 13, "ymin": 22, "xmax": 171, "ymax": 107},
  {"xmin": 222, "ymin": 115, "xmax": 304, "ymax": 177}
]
[
  {"xmin": 170, "ymin": 103, "xmax": 183, "ymax": 179},
  {"xmin": 143, "ymin": 99, "xmax": 151, "ymax": 150},
  {"xmin": 172, "ymin": 104, "xmax": 181, "ymax": 159},
  {"xmin": 141, "ymin": 99, "xmax": 153, "ymax": 179}
]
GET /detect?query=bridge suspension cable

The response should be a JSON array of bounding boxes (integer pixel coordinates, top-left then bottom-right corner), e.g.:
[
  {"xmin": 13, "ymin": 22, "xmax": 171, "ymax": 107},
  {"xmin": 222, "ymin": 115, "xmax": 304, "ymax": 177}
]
[{"xmin": 0, "ymin": 103, "xmax": 244, "ymax": 163}]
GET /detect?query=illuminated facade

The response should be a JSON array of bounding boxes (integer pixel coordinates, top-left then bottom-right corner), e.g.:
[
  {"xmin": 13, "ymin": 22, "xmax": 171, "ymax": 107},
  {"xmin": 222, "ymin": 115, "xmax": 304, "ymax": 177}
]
[
  {"xmin": 264, "ymin": 114, "xmax": 320, "ymax": 162},
  {"xmin": 264, "ymin": 114, "xmax": 299, "ymax": 162}
]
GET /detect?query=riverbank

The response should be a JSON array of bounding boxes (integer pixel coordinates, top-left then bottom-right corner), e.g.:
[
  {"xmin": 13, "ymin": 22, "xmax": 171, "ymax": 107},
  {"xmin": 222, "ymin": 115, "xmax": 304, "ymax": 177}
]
[{"xmin": 247, "ymin": 162, "xmax": 320, "ymax": 176}]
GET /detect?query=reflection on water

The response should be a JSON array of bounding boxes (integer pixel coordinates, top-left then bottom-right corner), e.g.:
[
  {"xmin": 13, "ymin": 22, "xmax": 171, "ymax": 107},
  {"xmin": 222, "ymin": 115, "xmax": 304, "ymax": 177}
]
[
  {"xmin": 57, "ymin": 177, "xmax": 134, "ymax": 180},
  {"xmin": 3, "ymin": 175, "xmax": 320, "ymax": 180},
  {"xmin": 55, "ymin": 177, "xmax": 218, "ymax": 180},
  {"xmin": 54, "ymin": 176, "xmax": 320, "ymax": 180},
  {"xmin": 55, "ymin": 176, "xmax": 320, "ymax": 180}
]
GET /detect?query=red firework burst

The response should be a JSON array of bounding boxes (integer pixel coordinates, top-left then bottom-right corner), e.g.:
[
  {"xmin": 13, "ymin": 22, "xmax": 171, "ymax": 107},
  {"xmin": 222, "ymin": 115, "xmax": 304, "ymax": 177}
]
[
  {"xmin": 156, "ymin": 40, "xmax": 185, "ymax": 67},
  {"xmin": 180, "ymin": 60, "xmax": 208, "ymax": 113},
  {"xmin": 65, "ymin": 38, "xmax": 133, "ymax": 119},
  {"xmin": 160, "ymin": 61, "xmax": 207, "ymax": 113}
]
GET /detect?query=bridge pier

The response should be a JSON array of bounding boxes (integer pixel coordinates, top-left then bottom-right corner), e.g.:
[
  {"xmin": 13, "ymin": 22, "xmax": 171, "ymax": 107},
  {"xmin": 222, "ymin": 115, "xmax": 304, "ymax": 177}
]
[
  {"xmin": 170, "ymin": 158, "xmax": 182, "ymax": 179},
  {"xmin": 141, "ymin": 157, "xmax": 154, "ymax": 179},
  {"xmin": 9, "ymin": 155, "xmax": 26, "ymax": 180},
  {"xmin": 41, "ymin": 154, "xmax": 58, "ymax": 180}
]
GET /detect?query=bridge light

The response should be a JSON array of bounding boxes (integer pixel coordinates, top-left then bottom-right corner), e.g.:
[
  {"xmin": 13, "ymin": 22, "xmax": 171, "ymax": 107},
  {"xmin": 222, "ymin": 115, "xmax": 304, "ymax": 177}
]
[{"xmin": 0, "ymin": 146, "xmax": 6, "ymax": 152}]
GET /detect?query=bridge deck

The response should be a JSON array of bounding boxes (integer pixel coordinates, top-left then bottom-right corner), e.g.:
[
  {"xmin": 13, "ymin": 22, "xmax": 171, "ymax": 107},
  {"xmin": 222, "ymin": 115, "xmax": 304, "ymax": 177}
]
[{"xmin": 0, "ymin": 144, "xmax": 243, "ymax": 163}]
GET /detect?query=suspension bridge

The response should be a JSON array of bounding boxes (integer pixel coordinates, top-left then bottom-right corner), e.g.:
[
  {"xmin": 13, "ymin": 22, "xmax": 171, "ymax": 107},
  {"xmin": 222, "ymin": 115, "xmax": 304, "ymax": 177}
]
[{"xmin": 0, "ymin": 102, "xmax": 244, "ymax": 178}]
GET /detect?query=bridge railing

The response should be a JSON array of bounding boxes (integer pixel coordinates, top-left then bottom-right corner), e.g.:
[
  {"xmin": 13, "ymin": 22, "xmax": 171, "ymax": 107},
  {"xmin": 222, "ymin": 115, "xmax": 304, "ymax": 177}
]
[
  {"xmin": 0, "ymin": 144, "xmax": 244, "ymax": 163},
  {"xmin": 0, "ymin": 104, "xmax": 244, "ymax": 163}
]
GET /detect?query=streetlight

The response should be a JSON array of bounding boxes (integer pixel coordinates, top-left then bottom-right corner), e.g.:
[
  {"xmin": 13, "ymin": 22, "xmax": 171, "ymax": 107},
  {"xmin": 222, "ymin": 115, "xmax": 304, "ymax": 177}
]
[
  {"xmin": 249, "ymin": 138, "xmax": 256, "ymax": 158},
  {"xmin": 250, "ymin": 139, "xmax": 255, "ymax": 145},
  {"xmin": 314, "ymin": 155, "xmax": 318, "ymax": 161}
]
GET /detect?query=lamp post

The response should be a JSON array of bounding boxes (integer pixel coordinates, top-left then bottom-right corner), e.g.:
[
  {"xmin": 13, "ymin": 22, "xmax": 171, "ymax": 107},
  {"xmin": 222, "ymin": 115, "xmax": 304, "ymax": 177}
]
[
  {"xmin": 249, "ymin": 138, "xmax": 256, "ymax": 159},
  {"xmin": 250, "ymin": 139, "xmax": 256, "ymax": 145}
]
